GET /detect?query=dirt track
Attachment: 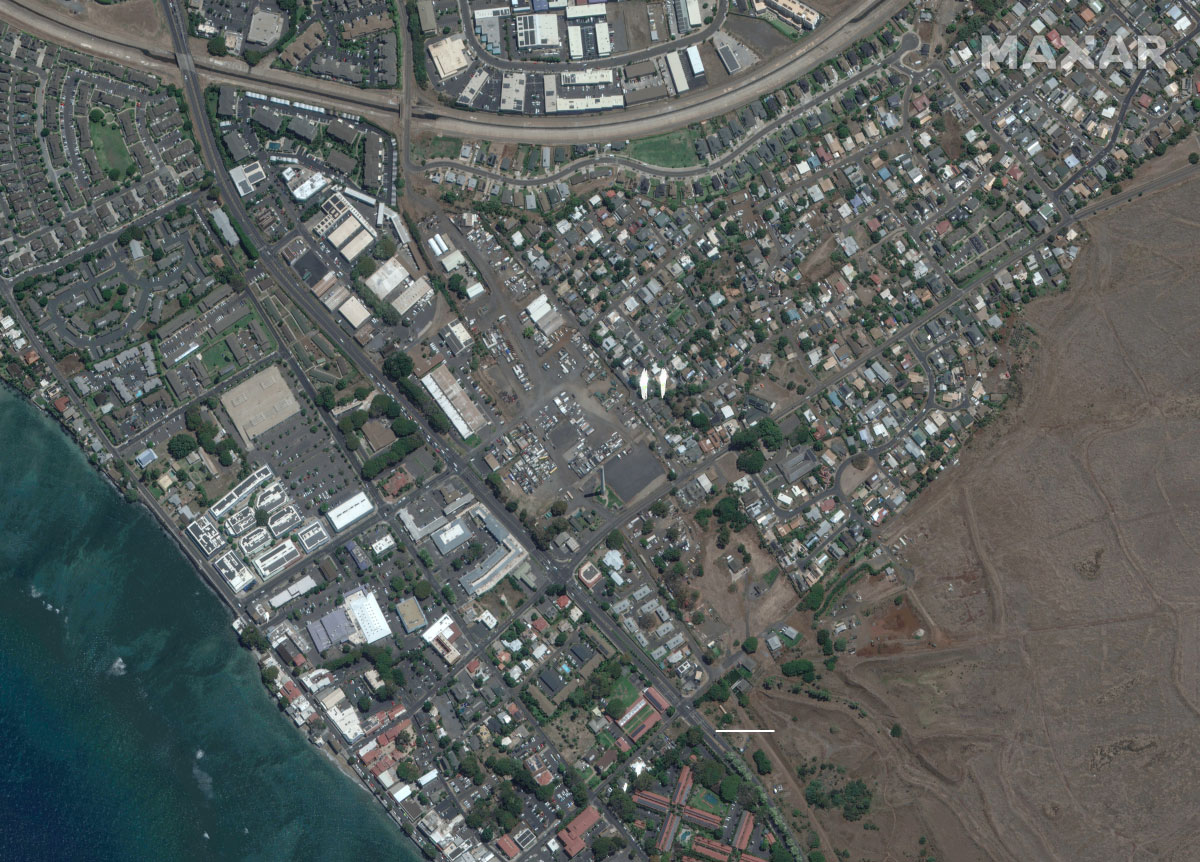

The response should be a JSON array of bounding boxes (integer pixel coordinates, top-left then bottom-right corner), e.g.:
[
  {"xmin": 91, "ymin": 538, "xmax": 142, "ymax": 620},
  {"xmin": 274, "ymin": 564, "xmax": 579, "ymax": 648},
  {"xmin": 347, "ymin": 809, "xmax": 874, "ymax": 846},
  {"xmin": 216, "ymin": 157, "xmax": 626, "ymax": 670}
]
[{"xmin": 736, "ymin": 175, "xmax": 1200, "ymax": 861}]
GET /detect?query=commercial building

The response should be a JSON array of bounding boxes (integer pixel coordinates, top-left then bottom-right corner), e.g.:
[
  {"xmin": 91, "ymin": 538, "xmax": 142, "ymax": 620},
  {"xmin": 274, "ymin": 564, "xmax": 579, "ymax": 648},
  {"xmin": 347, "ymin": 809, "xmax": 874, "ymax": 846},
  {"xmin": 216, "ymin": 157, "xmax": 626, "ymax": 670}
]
[
  {"xmin": 391, "ymin": 276, "xmax": 434, "ymax": 317},
  {"xmin": 246, "ymin": 9, "xmax": 285, "ymax": 45},
  {"xmin": 595, "ymin": 21, "xmax": 612, "ymax": 56},
  {"xmin": 365, "ymin": 256, "xmax": 410, "ymax": 300},
  {"xmin": 308, "ymin": 607, "xmax": 357, "ymax": 653},
  {"xmin": 666, "ymin": 51, "xmax": 690, "ymax": 94},
  {"xmin": 428, "ymin": 34, "xmax": 471, "ymax": 78},
  {"xmin": 345, "ymin": 587, "xmax": 392, "ymax": 644},
  {"xmin": 229, "ymin": 161, "xmax": 266, "ymax": 196},
  {"xmin": 422, "ymin": 613, "xmax": 465, "ymax": 665},
  {"xmin": 499, "ymin": 72, "xmax": 527, "ymax": 113},
  {"xmin": 396, "ymin": 596, "xmax": 428, "ymax": 633},
  {"xmin": 221, "ymin": 366, "xmax": 301, "ymax": 448},
  {"xmin": 420, "ymin": 365, "xmax": 489, "ymax": 439},
  {"xmin": 210, "ymin": 464, "xmax": 274, "ymax": 520},
  {"xmin": 525, "ymin": 293, "xmax": 564, "ymax": 337},
  {"xmin": 252, "ymin": 539, "xmax": 302, "ymax": 580},
  {"xmin": 514, "ymin": 14, "xmax": 560, "ymax": 49},
  {"xmin": 326, "ymin": 491, "xmax": 375, "ymax": 532},
  {"xmin": 338, "ymin": 296, "xmax": 372, "ymax": 329}
]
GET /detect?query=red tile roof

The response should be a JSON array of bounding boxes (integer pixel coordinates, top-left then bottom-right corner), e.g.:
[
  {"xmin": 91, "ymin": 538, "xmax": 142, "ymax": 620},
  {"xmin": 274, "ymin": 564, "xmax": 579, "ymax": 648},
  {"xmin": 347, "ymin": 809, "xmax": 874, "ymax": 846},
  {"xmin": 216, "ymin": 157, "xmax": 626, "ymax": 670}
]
[{"xmin": 496, "ymin": 836, "xmax": 520, "ymax": 859}]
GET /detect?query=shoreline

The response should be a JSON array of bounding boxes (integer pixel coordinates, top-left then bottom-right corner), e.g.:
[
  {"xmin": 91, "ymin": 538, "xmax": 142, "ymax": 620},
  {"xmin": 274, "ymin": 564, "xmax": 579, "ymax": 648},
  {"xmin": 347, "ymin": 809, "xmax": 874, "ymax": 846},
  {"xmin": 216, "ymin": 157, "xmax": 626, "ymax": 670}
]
[{"xmin": 0, "ymin": 383, "xmax": 428, "ymax": 860}]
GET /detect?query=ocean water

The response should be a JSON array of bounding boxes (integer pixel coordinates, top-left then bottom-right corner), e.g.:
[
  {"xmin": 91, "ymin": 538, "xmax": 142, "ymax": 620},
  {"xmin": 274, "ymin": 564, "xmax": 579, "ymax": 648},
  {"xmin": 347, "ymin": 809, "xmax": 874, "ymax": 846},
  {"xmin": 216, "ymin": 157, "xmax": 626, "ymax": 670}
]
[{"xmin": 0, "ymin": 388, "xmax": 420, "ymax": 861}]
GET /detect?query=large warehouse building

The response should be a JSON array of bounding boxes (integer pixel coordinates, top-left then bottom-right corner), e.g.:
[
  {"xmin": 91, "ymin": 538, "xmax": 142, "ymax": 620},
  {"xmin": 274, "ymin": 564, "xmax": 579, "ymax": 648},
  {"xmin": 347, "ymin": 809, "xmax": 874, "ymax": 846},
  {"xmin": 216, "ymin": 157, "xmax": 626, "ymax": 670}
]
[{"xmin": 220, "ymin": 366, "xmax": 301, "ymax": 449}]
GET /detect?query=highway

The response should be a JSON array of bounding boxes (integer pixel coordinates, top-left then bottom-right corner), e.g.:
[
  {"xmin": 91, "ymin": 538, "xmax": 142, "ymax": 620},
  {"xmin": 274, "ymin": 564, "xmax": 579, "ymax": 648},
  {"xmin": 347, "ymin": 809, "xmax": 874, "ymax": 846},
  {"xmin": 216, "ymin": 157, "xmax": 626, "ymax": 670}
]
[
  {"xmin": 417, "ymin": 33, "xmax": 919, "ymax": 184},
  {"xmin": 0, "ymin": 0, "xmax": 911, "ymax": 146}
]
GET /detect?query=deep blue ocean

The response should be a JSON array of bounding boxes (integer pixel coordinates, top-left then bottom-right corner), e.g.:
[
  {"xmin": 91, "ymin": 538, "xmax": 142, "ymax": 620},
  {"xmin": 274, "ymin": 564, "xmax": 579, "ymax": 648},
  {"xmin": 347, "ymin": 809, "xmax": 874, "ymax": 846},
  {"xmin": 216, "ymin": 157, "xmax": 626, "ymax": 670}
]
[{"xmin": 0, "ymin": 388, "xmax": 420, "ymax": 861}]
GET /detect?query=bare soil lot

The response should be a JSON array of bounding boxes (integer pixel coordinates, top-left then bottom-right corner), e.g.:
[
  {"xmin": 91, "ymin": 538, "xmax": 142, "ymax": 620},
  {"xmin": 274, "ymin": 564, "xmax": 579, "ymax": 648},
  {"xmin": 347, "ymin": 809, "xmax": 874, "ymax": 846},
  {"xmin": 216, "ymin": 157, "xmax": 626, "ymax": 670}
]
[
  {"xmin": 734, "ymin": 175, "xmax": 1200, "ymax": 862},
  {"xmin": 613, "ymin": 1, "xmax": 653, "ymax": 52}
]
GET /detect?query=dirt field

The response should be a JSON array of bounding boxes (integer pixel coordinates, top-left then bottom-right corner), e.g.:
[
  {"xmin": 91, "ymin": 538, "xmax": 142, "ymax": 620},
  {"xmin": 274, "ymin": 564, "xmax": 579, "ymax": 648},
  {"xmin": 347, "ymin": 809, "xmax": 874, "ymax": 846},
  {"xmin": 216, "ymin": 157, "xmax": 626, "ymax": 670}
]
[
  {"xmin": 723, "ymin": 14, "xmax": 796, "ymax": 60},
  {"xmin": 691, "ymin": 538, "xmax": 795, "ymax": 653},
  {"xmin": 77, "ymin": 0, "xmax": 168, "ymax": 45},
  {"xmin": 613, "ymin": 1, "xmax": 653, "ymax": 52},
  {"xmin": 731, "ymin": 174, "xmax": 1200, "ymax": 862}
]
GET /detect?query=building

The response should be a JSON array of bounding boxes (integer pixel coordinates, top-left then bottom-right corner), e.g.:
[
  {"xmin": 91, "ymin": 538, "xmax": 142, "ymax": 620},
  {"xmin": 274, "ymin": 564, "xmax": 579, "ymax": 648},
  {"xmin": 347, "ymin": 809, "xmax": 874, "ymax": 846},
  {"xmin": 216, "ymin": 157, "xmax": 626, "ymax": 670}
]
[
  {"xmin": 326, "ymin": 492, "xmax": 375, "ymax": 532},
  {"xmin": 396, "ymin": 597, "xmax": 428, "ymax": 633},
  {"xmin": 220, "ymin": 366, "xmax": 301, "ymax": 448},
  {"xmin": 209, "ymin": 207, "xmax": 239, "ymax": 245},
  {"xmin": 526, "ymin": 293, "xmax": 564, "ymax": 337},
  {"xmin": 338, "ymin": 296, "xmax": 372, "ymax": 329},
  {"xmin": 420, "ymin": 365, "xmax": 488, "ymax": 439},
  {"xmin": 365, "ymin": 256, "xmax": 410, "ymax": 300},
  {"xmin": 246, "ymin": 9, "xmax": 285, "ymax": 45},
  {"xmin": 417, "ymin": 0, "xmax": 437, "ymax": 33},
  {"xmin": 666, "ymin": 51, "xmax": 690, "ymax": 94},
  {"xmin": 763, "ymin": 0, "xmax": 820, "ymax": 28},
  {"xmin": 422, "ymin": 613, "xmax": 465, "ymax": 665},
  {"xmin": 345, "ymin": 587, "xmax": 392, "ymax": 644},
  {"xmin": 557, "ymin": 806, "xmax": 601, "ymax": 857},
  {"xmin": 428, "ymin": 34, "xmax": 471, "ymax": 79},
  {"xmin": 514, "ymin": 14, "xmax": 560, "ymax": 50},
  {"xmin": 229, "ymin": 161, "xmax": 267, "ymax": 196}
]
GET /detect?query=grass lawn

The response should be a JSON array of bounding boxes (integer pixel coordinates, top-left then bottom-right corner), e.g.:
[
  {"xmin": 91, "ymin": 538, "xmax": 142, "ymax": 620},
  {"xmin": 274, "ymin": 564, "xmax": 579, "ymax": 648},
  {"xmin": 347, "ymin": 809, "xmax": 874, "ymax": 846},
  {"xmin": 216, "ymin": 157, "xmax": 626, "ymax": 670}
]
[
  {"xmin": 689, "ymin": 787, "xmax": 728, "ymax": 817},
  {"xmin": 766, "ymin": 16, "xmax": 799, "ymax": 39},
  {"xmin": 89, "ymin": 118, "xmax": 134, "ymax": 177},
  {"xmin": 606, "ymin": 673, "xmax": 640, "ymax": 717},
  {"xmin": 595, "ymin": 729, "xmax": 616, "ymax": 750},
  {"xmin": 763, "ymin": 567, "xmax": 780, "ymax": 587},
  {"xmin": 201, "ymin": 341, "xmax": 235, "ymax": 376},
  {"xmin": 418, "ymin": 135, "xmax": 463, "ymax": 160},
  {"xmin": 625, "ymin": 130, "xmax": 701, "ymax": 168}
]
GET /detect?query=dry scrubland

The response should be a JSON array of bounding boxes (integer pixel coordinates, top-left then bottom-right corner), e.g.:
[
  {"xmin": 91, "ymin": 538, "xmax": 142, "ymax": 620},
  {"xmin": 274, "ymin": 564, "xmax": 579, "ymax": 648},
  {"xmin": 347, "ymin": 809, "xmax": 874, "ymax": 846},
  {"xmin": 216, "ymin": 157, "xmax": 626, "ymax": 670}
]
[{"xmin": 741, "ymin": 176, "xmax": 1200, "ymax": 862}]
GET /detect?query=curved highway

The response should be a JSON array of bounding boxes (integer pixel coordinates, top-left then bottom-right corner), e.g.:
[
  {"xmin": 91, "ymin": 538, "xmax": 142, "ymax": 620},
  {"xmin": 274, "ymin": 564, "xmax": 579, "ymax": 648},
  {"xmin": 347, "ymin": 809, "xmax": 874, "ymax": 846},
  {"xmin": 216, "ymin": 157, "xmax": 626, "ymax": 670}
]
[
  {"xmin": 417, "ymin": 33, "xmax": 918, "ymax": 182},
  {"xmin": 0, "ymin": 0, "xmax": 910, "ymax": 145}
]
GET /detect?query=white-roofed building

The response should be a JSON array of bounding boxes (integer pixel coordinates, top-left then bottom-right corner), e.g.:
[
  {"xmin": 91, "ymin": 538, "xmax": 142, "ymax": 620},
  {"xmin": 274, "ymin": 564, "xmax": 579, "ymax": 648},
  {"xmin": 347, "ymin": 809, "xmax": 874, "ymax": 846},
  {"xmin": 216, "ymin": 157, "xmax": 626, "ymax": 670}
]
[
  {"xmin": 365, "ymin": 257, "xmax": 411, "ymax": 300},
  {"xmin": 526, "ymin": 292, "xmax": 564, "ymax": 336},
  {"xmin": 391, "ymin": 276, "xmax": 434, "ymax": 316},
  {"xmin": 339, "ymin": 296, "xmax": 372, "ymax": 329},
  {"xmin": 345, "ymin": 588, "xmax": 392, "ymax": 644},
  {"xmin": 327, "ymin": 492, "xmax": 375, "ymax": 532}
]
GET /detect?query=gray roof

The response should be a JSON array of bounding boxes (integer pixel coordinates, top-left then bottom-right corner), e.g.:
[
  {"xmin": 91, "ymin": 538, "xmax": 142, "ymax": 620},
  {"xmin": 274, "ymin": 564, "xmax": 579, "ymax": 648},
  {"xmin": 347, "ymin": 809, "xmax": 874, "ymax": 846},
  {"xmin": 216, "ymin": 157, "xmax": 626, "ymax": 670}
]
[{"xmin": 307, "ymin": 608, "xmax": 355, "ymax": 653}]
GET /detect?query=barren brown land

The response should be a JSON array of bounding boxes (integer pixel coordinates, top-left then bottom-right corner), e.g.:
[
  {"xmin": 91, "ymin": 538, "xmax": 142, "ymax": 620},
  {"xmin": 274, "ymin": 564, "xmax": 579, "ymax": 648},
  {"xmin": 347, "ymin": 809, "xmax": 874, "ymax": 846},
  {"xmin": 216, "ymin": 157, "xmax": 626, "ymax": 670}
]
[{"xmin": 731, "ymin": 175, "xmax": 1200, "ymax": 862}]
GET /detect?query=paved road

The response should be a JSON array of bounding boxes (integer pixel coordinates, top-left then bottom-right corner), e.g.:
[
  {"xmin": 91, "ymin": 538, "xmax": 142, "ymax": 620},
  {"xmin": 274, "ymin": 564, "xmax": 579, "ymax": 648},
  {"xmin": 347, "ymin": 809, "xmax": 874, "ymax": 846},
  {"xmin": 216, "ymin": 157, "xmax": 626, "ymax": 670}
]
[
  {"xmin": 418, "ymin": 33, "xmax": 917, "ymax": 183},
  {"xmin": 453, "ymin": 0, "xmax": 729, "ymax": 73},
  {"xmin": 0, "ymin": 0, "xmax": 910, "ymax": 146}
]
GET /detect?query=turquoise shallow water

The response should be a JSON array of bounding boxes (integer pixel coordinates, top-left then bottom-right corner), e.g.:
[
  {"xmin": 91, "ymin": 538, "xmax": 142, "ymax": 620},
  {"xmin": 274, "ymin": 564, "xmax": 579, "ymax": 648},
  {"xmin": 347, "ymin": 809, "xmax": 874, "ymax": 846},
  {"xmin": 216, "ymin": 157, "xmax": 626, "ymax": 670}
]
[{"xmin": 0, "ymin": 388, "xmax": 419, "ymax": 861}]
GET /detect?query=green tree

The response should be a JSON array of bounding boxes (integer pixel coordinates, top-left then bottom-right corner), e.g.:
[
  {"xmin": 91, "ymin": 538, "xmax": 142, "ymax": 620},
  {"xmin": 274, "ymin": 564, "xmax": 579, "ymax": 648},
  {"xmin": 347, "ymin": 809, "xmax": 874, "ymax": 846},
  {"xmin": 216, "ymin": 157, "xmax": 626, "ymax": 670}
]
[
  {"xmin": 383, "ymin": 351, "xmax": 414, "ymax": 380},
  {"xmin": 167, "ymin": 433, "xmax": 198, "ymax": 459},
  {"xmin": 605, "ymin": 530, "xmax": 624, "ymax": 550},
  {"xmin": 752, "ymin": 749, "xmax": 773, "ymax": 774},
  {"xmin": 742, "ymin": 636, "xmax": 758, "ymax": 654},
  {"xmin": 736, "ymin": 448, "xmax": 765, "ymax": 474},
  {"xmin": 206, "ymin": 35, "xmax": 228, "ymax": 56}
]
